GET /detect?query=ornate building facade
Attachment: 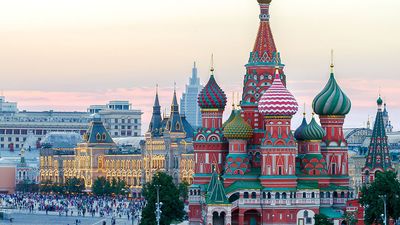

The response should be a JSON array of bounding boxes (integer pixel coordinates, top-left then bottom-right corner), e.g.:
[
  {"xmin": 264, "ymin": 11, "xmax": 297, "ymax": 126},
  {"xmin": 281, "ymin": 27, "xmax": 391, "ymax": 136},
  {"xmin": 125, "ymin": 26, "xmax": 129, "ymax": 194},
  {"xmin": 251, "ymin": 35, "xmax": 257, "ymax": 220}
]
[
  {"xmin": 145, "ymin": 88, "xmax": 195, "ymax": 185},
  {"xmin": 40, "ymin": 102, "xmax": 195, "ymax": 196},
  {"xmin": 188, "ymin": 1, "xmax": 354, "ymax": 224}
]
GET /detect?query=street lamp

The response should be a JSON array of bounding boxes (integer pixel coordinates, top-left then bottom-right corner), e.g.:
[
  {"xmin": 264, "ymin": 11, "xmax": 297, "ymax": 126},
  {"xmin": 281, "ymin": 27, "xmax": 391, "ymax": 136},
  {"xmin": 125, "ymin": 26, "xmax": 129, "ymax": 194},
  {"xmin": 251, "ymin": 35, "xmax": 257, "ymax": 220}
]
[
  {"xmin": 155, "ymin": 184, "xmax": 163, "ymax": 225},
  {"xmin": 379, "ymin": 195, "xmax": 387, "ymax": 225}
]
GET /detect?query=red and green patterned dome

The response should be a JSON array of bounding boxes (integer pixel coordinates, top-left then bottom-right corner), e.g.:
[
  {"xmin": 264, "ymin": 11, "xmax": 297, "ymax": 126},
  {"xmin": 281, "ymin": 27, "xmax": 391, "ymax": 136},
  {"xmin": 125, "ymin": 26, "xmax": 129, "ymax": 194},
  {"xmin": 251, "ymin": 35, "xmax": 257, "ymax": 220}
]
[
  {"xmin": 223, "ymin": 112, "xmax": 253, "ymax": 139},
  {"xmin": 302, "ymin": 116, "xmax": 326, "ymax": 141},
  {"xmin": 312, "ymin": 70, "xmax": 351, "ymax": 116},
  {"xmin": 198, "ymin": 75, "xmax": 227, "ymax": 109}
]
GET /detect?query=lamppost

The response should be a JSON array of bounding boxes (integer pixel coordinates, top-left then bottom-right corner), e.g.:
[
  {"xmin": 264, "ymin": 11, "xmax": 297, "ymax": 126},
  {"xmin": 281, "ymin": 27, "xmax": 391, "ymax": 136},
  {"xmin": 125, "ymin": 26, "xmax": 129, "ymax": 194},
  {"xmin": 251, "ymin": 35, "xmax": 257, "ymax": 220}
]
[
  {"xmin": 155, "ymin": 184, "xmax": 163, "ymax": 225},
  {"xmin": 379, "ymin": 194, "xmax": 387, "ymax": 225}
]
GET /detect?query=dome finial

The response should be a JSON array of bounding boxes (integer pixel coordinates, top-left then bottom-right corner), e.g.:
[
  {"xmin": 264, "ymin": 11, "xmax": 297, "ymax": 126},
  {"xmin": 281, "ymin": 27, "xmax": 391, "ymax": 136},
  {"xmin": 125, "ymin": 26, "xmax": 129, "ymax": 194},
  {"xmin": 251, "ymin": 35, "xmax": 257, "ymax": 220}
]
[
  {"xmin": 232, "ymin": 92, "xmax": 235, "ymax": 109},
  {"xmin": 210, "ymin": 54, "xmax": 215, "ymax": 75},
  {"xmin": 330, "ymin": 49, "xmax": 335, "ymax": 74}
]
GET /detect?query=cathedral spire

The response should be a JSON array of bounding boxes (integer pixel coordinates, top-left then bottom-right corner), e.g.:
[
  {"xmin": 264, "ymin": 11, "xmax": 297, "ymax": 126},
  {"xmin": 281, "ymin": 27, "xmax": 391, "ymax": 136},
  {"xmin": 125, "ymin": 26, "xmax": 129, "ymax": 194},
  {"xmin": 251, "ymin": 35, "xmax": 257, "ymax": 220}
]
[{"xmin": 148, "ymin": 85, "xmax": 162, "ymax": 136}]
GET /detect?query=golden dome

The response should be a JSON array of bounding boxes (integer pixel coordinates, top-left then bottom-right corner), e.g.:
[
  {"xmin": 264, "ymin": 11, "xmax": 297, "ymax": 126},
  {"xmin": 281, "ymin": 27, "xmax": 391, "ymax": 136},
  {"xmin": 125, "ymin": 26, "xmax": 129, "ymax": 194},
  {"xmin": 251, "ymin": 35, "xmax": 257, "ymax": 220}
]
[{"xmin": 257, "ymin": 0, "xmax": 272, "ymax": 4}]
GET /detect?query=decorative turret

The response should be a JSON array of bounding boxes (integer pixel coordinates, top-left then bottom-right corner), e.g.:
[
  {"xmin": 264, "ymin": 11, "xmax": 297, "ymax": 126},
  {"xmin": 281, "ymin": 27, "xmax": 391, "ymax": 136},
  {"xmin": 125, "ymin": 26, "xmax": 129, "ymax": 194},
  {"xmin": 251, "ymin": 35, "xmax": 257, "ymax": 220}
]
[
  {"xmin": 294, "ymin": 113, "xmax": 308, "ymax": 141},
  {"xmin": 148, "ymin": 85, "xmax": 163, "ymax": 136},
  {"xmin": 166, "ymin": 87, "xmax": 185, "ymax": 134},
  {"xmin": 312, "ymin": 65, "xmax": 351, "ymax": 116},
  {"xmin": 302, "ymin": 115, "xmax": 326, "ymax": 141},
  {"xmin": 223, "ymin": 111, "xmax": 253, "ymax": 177},
  {"xmin": 197, "ymin": 55, "xmax": 227, "ymax": 129},
  {"xmin": 85, "ymin": 114, "xmax": 115, "ymax": 144},
  {"xmin": 223, "ymin": 112, "xmax": 253, "ymax": 140},
  {"xmin": 362, "ymin": 96, "xmax": 393, "ymax": 183},
  {"xmin": 312, "ymin": 54, "xmax": 351, "ymax": 180},
  {"xmin": 258, "ymin": 68, "xmax": 298, "ymax": 116},
  {"xmin": 198, "ymin": 64, "xmax": 227, "ymax": 110}
]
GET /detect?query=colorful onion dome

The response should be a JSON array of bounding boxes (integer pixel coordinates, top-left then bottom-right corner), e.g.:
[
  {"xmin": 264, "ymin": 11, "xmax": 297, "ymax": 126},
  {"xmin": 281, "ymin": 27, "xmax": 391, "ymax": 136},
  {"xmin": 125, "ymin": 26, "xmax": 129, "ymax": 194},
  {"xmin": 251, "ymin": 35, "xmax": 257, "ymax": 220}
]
[
  {"xmin": 258, "ymin": 69, "xmax": 299, "ymax": 116},
  {"xmin": 302, "ymin": 116, "xmax": 326, "ymax": 141},
  {"xmin": 257, "ymin": 0, "xmax": 272, "ymax": 4},
  {"xmin": 312, "ymin": 70, "xmax": 351, "ymax": 116},
  {"xmin": 377, "ymin": 96, "xmax": 383, "ymax": 106},
  {"xmin": 198, "ymin": 74, "xmax": 227, "ymax": 110},
  {"xmin": 294, "ymin": 114, "xmax": 308, "ymax": 141},
  {"xmin": 223, "ymin": 109, "xmax": 239, "ymax": 128},
  {"xmin": 223, "ymin": 112, "xmax": 253, "ymax": 140}
]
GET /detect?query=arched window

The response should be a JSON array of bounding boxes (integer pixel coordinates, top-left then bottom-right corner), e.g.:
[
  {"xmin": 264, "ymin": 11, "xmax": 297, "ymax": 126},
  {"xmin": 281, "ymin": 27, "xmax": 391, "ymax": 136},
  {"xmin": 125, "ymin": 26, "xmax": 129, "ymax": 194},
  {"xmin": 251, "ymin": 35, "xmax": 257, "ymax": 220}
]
[
  {"xmin": 333, "ymin": 191, "xmax": 338, "ymax": 198},
  {"xmin": 311, "ymin": 192, "xmax": 315, "ymax": 198},
  {"xmin": 263, "ymin": 192, "xmax": 266, "ymax": 199},
  {"xmin": 275, "ymin": 192, "xmax": 280, "ymax": 199},
  {"xmin": 303, "ymin": 192, "xmax": 307, "ymax": 198},
  {"xmin": 327, "ymin": 192, "xmax": 331, "ymax": 198},
  {"xmin": 251, "ymin": 192, "xmax": 257, "ymax": 199},
  {"xmin": 243, "ymin": 192, "xmax": 249, "ymax": 199},
  {"xmin": 282, "ymin": 192, "xmax": 287, "ymax": 199},
  {"xmin": 267, "ymin": 192, "xmax": 271, "ymax": 199},
  {"xmin": 304, "ymin": 210, "xmax": 309, "ymax": 218},
  {"xmin": 340, "ymin": 192, "xmax": 345, "ymax": 198},
  {"xmin": 321, "ymin": 192, "xmax": 325, "ymax": 198}
]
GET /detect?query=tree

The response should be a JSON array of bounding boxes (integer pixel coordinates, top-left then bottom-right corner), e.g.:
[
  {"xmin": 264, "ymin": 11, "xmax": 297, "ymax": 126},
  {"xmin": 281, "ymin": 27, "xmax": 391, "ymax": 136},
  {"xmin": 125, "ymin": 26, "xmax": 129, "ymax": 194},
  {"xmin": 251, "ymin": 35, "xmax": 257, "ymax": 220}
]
[
  {"xmin": 359, "ymin": 170, "xmax": 400, "ymax": 225},
  {"xmin": 40, "ymin": 180, "xmax": 54, "ymax": 193},
  {"xmin": 65, "ymin": 177, "xmax": 85, "ymax": 194},
  {"xmin": 16, "ymin": 180, "xmax": 39, "ymax": 193},
  {"xmin": 314, "ymin": 214, "xmax": 333, "ymax": 225},
  {"xmin": 140, "ymin": 172, "xmax": 185, "ymax": 225},
  {"xmin": 92, "ymin": 177, "xmax": 110, "ymax": 196},
  {"xmin": 344, "ymin": 212, "xmax": 358, "ymax": 225},
  {"xmin": 178, "ymin": 181, "xmax": 189, "ymax": 202}
]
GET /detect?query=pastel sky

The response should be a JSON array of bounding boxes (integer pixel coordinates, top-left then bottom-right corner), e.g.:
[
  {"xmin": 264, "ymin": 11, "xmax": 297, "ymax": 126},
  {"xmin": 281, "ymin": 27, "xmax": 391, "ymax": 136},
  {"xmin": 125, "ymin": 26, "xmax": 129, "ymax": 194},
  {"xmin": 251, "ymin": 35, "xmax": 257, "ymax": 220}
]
[{"xmin": 1, "ymin": 0, "xmax": 400, "ymax": 133}]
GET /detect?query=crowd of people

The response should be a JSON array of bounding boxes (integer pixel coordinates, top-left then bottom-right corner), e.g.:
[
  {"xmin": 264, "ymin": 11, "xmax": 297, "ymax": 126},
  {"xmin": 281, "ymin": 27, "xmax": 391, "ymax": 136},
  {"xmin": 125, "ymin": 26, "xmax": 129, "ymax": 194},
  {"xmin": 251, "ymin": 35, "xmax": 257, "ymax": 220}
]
[{"xmin": 0, "ymin": 192, "xmax": 145, "ymax": 223}]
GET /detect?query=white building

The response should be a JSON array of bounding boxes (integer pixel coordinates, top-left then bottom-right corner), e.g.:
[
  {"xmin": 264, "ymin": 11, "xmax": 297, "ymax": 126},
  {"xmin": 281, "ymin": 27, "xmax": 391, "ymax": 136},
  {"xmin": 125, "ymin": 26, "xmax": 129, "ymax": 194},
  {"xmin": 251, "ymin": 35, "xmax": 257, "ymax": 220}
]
[
  {"xmin": 0, "ymin": 97, "xmax": 142, "ymax": 151},
  {"xmin": 180, "ymin": 63, "xmax": 203, "ymax": 128}
]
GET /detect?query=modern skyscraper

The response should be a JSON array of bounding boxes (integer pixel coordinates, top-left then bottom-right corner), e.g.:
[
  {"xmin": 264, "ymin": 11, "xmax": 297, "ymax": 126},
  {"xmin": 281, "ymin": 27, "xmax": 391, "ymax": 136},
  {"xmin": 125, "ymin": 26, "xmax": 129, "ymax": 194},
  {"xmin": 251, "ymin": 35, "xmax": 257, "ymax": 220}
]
[{"xmin": 180, "ymin": 62, "xmax": 203, "ymax": 128}]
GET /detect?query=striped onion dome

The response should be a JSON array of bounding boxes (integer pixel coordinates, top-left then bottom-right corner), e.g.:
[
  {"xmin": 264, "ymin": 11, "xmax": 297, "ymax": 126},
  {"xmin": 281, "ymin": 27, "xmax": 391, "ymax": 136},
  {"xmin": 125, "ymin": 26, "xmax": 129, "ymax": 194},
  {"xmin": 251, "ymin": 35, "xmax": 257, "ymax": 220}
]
[
  {"xmin": 312, "ymin": 71, "xmax": 351, "ymax": 116},
  {"xmin": 294, "ymin": 114, "xmax": 308, "ymax": 141},
  {"xmin": 223, "ymin": 112, "xmax": 253, "ymax": 140},
  {"xmin": 302, "ymin": 116, "xmax": 326, "ymax": 141},
  {"xmin": 198, "ymin": 75, "xmax": 227, "ymax": 109},
  {"xmin": 258, "ymin": 69, "xmax": 299, "ymax": 116}
]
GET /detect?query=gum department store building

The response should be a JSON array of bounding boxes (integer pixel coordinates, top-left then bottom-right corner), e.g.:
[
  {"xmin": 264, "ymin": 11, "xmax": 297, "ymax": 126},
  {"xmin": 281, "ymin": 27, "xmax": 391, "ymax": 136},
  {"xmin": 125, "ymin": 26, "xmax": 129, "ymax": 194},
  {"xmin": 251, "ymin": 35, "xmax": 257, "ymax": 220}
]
[{"xmin": 40, "ymin": 90, "xmax": 195, "ymax": 196}]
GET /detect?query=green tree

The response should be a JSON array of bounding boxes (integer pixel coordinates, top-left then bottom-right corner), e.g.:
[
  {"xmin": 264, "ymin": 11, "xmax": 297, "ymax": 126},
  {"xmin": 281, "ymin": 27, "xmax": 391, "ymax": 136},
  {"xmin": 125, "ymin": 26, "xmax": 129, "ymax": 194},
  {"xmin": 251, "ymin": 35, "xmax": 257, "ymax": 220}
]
[
  {"xmin": 40, "ymin": 180, "xmax": 54, "ymax": 193},
  {"xmin": 16, "ymin": 180, "xmax": 39, "ymax": 193},
  {"xmin": 314, "ymin": 214, "xmax": 333, "ymax": 225},
  {"xmin": 140, "ymin": 172, "xmax": 184, "ymax": 225},
  {"xmin": 359, "ymin": 171, "xmax": 400, "ymax": 225},
  {"xmin": 65, "ymin": 177, "xmax": 85, "ymax": 194},
  {"xmin": 344, "ymin": 212, "xmax": 358, "ymax": 225},
  {"xmin": 178, "ymin": 181, "xmax": 189, "ymax": 202},
  {"xmin": 92, "ymin": 177, "xmax": 111, "ymax": 196}
]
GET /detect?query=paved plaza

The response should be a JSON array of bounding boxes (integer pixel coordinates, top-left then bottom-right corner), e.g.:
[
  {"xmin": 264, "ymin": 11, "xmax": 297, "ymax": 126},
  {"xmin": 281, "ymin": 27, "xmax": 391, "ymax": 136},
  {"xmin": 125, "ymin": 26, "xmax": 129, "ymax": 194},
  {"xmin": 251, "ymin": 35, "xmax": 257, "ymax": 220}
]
[{"xmin": 0, "ymin": 212, "xmax": 137, "ymax": 225}]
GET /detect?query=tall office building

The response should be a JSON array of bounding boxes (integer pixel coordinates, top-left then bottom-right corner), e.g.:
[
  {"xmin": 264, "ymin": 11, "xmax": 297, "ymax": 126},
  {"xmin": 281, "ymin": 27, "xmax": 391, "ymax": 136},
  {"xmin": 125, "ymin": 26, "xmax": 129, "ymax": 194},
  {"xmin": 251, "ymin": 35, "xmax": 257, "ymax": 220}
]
[{"xmin": 180, "ymin": 62, "xmax": 203, "ymax": 128}]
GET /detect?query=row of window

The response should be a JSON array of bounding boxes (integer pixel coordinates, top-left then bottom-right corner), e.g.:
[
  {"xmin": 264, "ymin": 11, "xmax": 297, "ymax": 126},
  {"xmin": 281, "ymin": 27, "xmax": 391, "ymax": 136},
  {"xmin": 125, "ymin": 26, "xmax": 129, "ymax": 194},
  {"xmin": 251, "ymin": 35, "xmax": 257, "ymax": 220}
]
[
  {"xmin": 0, "ymin": 129, "xmax": 86, "ymax": 136},
  {"xmin": 239, "ymin": 191, "xmax": 352, "ymax": 200},
  {"xmin": 113, "ymin": 125, "xmax": 138, "ymax": 130}
]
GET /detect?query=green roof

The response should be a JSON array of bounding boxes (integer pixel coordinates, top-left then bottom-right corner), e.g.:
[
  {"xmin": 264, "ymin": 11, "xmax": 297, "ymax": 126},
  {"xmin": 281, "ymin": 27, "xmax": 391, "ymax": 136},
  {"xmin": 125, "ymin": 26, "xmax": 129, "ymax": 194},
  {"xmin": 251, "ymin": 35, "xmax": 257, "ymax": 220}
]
[
  {"xmin": 206, "ymin": 179, "xmax": 229, "ymax": 205},
  {"xmin": 207, "ymin": 170, "xmax": 219, "ymax": 193},
  {"xmin": 320, "ymin": 207, "xmax": 344, "ymax": 219},
  {"xmin": 320, "ymin": 184, "xmax": 349, "ymax": 191},
  {"xmin": 225, "ymin": 180, "xmax": 262, "ymax": 194},
  {"xmin": 297, "ymin": 180, "xmax": 319, "ymax": 190}
]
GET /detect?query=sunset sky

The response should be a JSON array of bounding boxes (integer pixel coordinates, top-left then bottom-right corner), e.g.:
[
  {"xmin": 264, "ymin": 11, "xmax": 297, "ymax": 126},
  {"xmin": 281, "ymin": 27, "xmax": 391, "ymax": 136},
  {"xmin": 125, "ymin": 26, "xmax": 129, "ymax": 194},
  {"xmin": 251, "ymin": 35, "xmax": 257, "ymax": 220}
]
[{"xmin": 1, "ymin": 0, "xmax": 400, "ymax": 132}]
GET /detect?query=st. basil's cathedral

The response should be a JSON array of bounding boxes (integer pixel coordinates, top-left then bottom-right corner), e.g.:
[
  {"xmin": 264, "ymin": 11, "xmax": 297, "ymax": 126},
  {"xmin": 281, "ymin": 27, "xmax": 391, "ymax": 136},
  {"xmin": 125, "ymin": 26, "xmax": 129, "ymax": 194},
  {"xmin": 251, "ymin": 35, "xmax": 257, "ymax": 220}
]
[{"xmin": 188, "ymin": 0, "xmax": 355, "ymax": 225}]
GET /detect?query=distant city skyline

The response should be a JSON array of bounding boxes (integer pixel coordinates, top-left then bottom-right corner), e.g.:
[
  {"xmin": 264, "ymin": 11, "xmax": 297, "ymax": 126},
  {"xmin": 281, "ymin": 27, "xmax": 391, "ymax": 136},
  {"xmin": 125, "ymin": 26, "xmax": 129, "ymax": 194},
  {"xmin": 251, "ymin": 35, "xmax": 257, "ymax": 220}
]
[{"xmin": 1, "ymin": 0, "xmax": 399, "ymax": 131}]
